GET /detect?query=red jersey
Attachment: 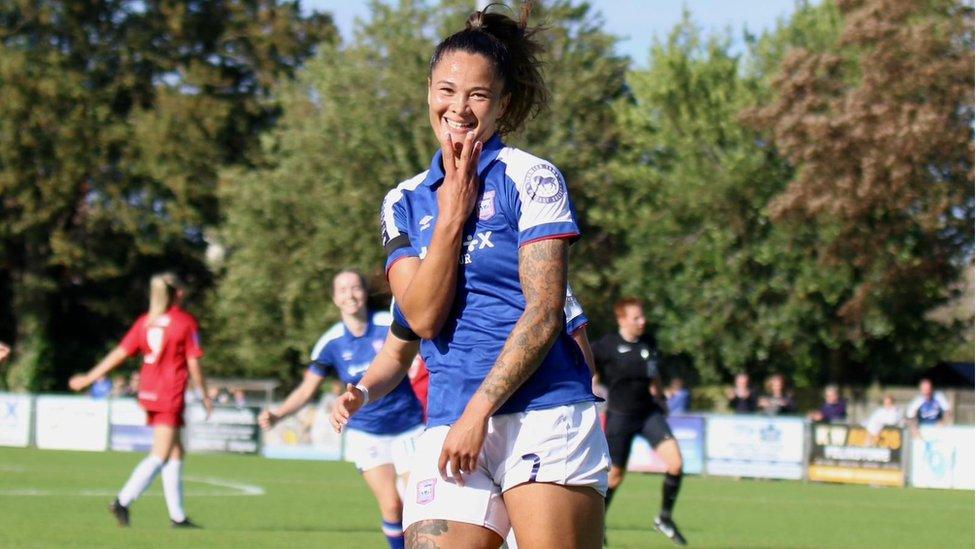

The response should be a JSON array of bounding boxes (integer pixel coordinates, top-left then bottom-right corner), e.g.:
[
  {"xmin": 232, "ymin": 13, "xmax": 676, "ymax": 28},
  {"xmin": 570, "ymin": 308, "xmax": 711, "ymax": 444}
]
[{"xmin": 119, "ymin": 306, "xmax": 203, "ymax": 413}]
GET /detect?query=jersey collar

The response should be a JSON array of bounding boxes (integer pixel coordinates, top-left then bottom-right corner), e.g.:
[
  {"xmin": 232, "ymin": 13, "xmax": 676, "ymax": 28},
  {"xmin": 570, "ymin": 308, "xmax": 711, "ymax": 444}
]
[{"xmin": 424, "ymin": 133, "xmax": 504, "ymax": 187}]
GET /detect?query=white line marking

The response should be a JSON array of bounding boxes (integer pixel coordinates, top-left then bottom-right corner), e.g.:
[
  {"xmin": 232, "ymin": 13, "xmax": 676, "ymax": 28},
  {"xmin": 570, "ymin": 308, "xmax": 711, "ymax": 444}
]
[{"xmin": 0, "ymin": 476, "xmax": 264, "ymax": 497}]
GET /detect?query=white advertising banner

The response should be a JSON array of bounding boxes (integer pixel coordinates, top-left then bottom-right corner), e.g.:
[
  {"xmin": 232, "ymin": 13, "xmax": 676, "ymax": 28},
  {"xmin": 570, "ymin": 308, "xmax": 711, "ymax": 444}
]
[
  {"xmin": 261, "ymin": 399, "xmax": 343, "ymax": 461},
  {"xmin": 0, "ymin": 393, "xmax": 32, "ymax": 447},
  {"xmin": 910, "ymin": 426, "xmax": 975, "ymax": 490},
  {"xmin": 35, "ymin": 396, "xmax": 109, "ymax": 451},
  {"xmin": 109, "ymin": 398, "xmax": 153, "ymax": 452},
  {"xmin": 705, "ymin": 415, "xmax": 806, "ymax": 479}
]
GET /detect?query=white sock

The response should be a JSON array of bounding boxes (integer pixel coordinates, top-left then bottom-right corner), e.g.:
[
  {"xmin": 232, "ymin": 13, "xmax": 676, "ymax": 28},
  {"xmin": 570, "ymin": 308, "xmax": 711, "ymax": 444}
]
[
  {"xmin": 161, "ymin": 459, "xmax": 186, "ymax": 522},
  {"xmin": 117, "ymin": 455, "xmax": 164, "ymax": 507}
]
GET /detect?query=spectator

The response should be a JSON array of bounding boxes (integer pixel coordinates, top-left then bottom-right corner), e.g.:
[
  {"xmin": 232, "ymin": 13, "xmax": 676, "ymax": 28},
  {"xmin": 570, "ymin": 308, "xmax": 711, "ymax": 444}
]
[
  {"xmin": 0, "ymin": 342, "xmax": 10, "ymax": 362},
  {"xmin": 807, "ymin": 385, "xmax": 846, "ymax": 422},
  {"xmin": 906, "ymin": 378, "xmax": 951, "ymax": 427},
  {"xmin": 665, "ymin": 377, "xmax": 690, "ymax": 415},
  {"xmin": 864, "ymin": 394, "xmax": 902, "ymax": 440},
  {"xmin": 726, "ymin": 373, "xmax": 757, "ymax": 413},
  {"xmin": 232, "ymin": 387, "xmax": 247, "ymax": 408},
  {"xmin": 126, "ymin": 372, "xmax": 140, "ymax": 397},
  {"xmin": 89, "ymin": 376, "xmax": 113, "ymax": 399},
  {"xmin": 758, "ymin": 374, "xmax": 796, "ymax": 416},
  {"xmin": 111, "ymin": 375, "xmax": 128, "ymax": 397}
]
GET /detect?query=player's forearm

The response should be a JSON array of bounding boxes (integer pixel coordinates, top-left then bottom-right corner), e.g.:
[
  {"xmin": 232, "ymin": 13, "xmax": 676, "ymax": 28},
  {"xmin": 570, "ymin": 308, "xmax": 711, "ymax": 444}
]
[
  {"xmin": 466, "ymin": 238, "xmax": 569, "ymax": 417},
  {"xmin": 358, "ymin": 347, "xmax": 412, "ymax": 402},
  {"xmin": 467, "ymin": 305, "xmax": 562, "ymax": 417},
  {"xmin": 187, "ymin": 358, "xmax": 208, "ymax": 396},
  {"xmin": 396, "ymin": 222, "xmax": 463, "ymax": 338},
  {"xmin": 274, "ymin": 376, "xmax": 320, "ymax": 418},
  {"xmin": 84, "ymin": 347, "xmax": 129, "ymax": 383}
]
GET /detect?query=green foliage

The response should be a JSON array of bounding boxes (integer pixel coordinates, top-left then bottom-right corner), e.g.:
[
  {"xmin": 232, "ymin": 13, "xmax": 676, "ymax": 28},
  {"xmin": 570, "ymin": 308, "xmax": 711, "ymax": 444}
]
[{"xmin": 0, "ymin": 1, "xmax": 333, "ymax": 389}]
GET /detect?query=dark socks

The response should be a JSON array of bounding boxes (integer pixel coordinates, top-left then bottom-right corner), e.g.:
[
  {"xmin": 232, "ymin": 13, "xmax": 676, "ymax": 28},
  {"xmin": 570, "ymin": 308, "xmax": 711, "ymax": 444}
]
[{"xmin": 660, "ymin": 472, "xmax": 682, "ymax": 519}]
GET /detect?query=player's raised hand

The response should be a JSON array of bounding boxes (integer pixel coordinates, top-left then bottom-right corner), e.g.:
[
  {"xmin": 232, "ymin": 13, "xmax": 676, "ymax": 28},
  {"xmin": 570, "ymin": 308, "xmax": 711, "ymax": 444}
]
[
  {"xmin": 68, "ymin": 374, "xmax": 90, "ymax": 392},
  {"xmin": 436, "ymin": 130, "xmax": 482, "ymax": 227},
  {"xmin": 437, "ymin": 410, "xmax": 488, "ymax": 487},
  {"xmin": 258, "ymin": 409, "xmax": 279, "ymax": 431},
  {"xmin": 331, "ymin": 383, "xmax": 366, "ymax": 433}
]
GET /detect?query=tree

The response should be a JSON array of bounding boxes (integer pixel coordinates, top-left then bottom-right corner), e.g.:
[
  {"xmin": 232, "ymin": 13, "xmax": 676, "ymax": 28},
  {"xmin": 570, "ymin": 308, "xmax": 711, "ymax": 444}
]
[
  {"xmin": 210, "ymin": 0, "xmax": 627, "ymax": 381},
  {"xmin": 0, "ymin": 1, "xmax": 333, "ymax": 389},
  {"xmin": 746, "ymin": 0, "xmax": 974, "ymax": 381}
]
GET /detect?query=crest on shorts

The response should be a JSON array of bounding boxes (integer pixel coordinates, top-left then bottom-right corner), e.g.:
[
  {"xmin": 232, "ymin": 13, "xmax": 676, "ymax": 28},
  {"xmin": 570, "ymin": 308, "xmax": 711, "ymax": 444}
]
[
  {"xmin": 478, "ymin": 190, "xmax": 496, "ymax": 220},
  {"xmin": 524, "ymin": 164, "xmax": 565, "ymax": 204},
  {"xmin": 416, "ymin": 478, "xmax": 437, "ymax": 505}
]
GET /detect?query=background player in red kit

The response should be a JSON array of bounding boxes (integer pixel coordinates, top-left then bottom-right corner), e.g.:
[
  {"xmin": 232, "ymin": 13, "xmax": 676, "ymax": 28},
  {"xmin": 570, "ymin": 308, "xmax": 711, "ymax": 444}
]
[{"xmin": 70, "ymin": 272, "xmax": 212, "ymax": 528}]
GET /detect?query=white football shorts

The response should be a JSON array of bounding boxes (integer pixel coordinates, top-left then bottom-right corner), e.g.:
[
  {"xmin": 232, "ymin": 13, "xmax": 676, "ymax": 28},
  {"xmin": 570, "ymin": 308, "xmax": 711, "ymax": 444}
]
[
  {"xmin": 344, "ymin": 423, "xmax": 424, "ymax": 475},
  {"xmin": 402, "ymin": 402, "xmax": 609, "ymax": 537}
]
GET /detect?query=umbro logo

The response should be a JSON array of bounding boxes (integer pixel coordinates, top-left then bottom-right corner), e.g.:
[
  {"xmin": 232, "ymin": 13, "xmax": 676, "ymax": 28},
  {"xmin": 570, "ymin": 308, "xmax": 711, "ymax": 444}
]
[{"xmin": 419, "ymin": 215, "xmax": 434, "ymax": 231}]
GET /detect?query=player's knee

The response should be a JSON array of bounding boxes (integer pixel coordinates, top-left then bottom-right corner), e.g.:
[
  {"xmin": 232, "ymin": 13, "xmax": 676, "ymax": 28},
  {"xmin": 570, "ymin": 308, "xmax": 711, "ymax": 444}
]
[{"xmin": 666, "ymin": 457, "xmax": 683, "ymax": 476}]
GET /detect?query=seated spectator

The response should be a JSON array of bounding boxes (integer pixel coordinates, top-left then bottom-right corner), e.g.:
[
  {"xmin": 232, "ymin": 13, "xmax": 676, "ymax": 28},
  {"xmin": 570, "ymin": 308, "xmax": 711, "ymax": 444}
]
[
  {"xmin": 864, "ymin": 394, "xmax": 902, "ymax": 441},
  {"xmin": 807, "ymin": 384, "xmax": 846, "ymax": 422},
  {"xmin": 666, "ymin": 377, "xmax": 690, "ymax": 415},
  {"xmin": 726, "ymin": 372, "xmax": 758, "ymax": 413},
  {"xmin": 89, "ymin": 376, "xmax": 112, "ymax": 399},
  {"xmin": 232, "ymin": 387, "xmax": 247, "ymax": 408},
  {"xmin": 906, "ymin": 378, "xmax": 951, "ymax": 428},
  {"xmin": 110, "ymin": 374, "xmax": 128, "ymax": 397},
  {"xmin": 759, "ymin": 374, "xmax": 796, "ymax": 416},
  {"xmin": 125, "ymin": 372, "xmax": 140, "ymax": 397}
]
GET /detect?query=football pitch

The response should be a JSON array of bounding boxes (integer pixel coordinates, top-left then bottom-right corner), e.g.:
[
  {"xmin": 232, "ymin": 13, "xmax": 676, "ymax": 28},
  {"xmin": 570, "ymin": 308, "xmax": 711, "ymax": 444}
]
[{"xmin": 0, "ymin": 447, "xmax": 971, "ymax": 548}]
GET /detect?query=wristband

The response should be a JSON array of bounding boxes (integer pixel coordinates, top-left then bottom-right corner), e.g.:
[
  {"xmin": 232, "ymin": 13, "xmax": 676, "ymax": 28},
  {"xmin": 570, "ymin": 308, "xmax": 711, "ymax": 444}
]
[{"xmin": 355, "ymin": 384, "xmax": 370, "ymax": 406}]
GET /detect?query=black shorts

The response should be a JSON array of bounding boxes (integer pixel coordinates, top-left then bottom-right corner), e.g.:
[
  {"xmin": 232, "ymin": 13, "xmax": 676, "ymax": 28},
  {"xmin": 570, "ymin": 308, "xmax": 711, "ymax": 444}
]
[{"xmin": 605, "ymin": 409, "xmax": 674, "ymax": 468}]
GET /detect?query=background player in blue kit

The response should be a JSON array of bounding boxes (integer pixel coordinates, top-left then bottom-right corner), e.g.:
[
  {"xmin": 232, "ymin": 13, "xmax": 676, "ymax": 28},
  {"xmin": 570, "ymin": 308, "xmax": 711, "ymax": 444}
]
[
  {"xmin": 258, "ymin": 270, "xmax": 423, "ymax": 549},
  {"xmin": 370, "ymin": 4, "xmax": 609, "ymax": 547}
]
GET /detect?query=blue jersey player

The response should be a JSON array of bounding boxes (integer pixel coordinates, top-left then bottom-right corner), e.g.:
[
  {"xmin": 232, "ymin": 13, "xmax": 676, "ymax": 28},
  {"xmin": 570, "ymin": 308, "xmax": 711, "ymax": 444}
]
[
  {"xmin": 258, "ymin": 270, "xmax": 422, "ymax": 549},
  {"xmin": 335, "ymin": 7, "xmax": 610, "ymax": 547}
]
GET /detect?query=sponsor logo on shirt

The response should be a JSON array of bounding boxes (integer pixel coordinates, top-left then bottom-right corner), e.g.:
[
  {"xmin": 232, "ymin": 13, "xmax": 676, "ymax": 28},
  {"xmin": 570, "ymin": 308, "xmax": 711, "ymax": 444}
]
[
  {"xmin": 460, "ymin": 231, "xmax": 494, "ymax": 265},
  {"xmin": 419, "ymin": 215, "xmax": 434, "ymax": 231},
  {"xmin": 617, "ymin": 345, "xmax": 631, "ymax": 354},
  {"xmin": 342, "ymin": 350, "xmax": 354, "ymax": 361},
  {"xmin": 478, "ymin": 190, "xmax": 496, "ymax": 220},
  {"xmin": 525, "ymin": 164, "xmax": 565, "ymax": 204},
  {"xmin": 417, "ymin": 478, "xmax": 437, "ymax": 505}
]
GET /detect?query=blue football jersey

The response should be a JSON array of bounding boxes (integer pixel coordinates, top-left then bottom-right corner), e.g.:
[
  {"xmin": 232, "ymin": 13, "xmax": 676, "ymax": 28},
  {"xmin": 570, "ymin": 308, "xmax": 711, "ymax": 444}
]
[
  {"xmin": 309, "ymin": 310, "xmax": 423, "ymax": 435},
  {"xmin": 381, "ymin": 134, "xmax": 596, "ymax": 428}
]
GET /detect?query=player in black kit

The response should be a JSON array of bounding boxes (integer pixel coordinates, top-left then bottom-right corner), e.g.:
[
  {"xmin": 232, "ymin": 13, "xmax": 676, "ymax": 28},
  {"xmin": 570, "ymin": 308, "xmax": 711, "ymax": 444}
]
[{"xmin": 593, "ymin": 297, "xmax": 686, "ymax": 545}]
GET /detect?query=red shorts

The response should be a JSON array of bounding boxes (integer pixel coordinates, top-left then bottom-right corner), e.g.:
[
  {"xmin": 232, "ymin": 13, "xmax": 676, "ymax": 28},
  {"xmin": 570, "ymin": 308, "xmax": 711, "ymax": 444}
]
[{"xmin": 146, "ymin": 409, "xmax": 184, "ymax": 428}]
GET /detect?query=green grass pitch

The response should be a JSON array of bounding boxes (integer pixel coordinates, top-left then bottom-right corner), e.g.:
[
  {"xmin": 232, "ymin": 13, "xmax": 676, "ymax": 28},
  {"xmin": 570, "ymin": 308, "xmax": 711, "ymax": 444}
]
[{"xmin": 0, "ymin": 447, "xmax": 972, "ymax": 548}]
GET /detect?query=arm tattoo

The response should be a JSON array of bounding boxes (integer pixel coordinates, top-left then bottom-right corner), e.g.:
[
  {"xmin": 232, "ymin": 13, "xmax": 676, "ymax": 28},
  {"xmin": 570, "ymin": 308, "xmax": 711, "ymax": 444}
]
[
  {"xmin": 476, "ymin": 238, "xmax": 569, "ymax": 407},
  {"xmin": 405, "ymin": 520, "xmax": 449, "ymax": 549}
]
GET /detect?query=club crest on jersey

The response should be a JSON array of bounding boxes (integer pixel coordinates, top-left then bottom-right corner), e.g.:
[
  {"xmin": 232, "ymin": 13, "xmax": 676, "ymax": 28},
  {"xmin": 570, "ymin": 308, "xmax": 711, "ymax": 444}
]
[
  {"xmin": 416, "ymin": 478, "xmax": 436, "ymax": 505},
  {"xmin": 525, "ymin": 164, "xmax": 565, "ymax": 204},
  {"xmin": 419, "ymin": 215, "xmax": 434, "ymax": 231},
  {"xmin": 478, "ymin": 190, "xmax": 496, "ymax": 220},
  {"xmin": 372, "ymin": 338, "xmax": 384, "ymax": 353}
]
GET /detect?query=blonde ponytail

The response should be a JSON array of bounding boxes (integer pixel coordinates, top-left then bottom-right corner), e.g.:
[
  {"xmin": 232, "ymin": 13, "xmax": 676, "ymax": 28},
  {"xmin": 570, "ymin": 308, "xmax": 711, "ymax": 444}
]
[{"xmin": 148, "ymin": 272, "xmax": 183, "ymax": 319}]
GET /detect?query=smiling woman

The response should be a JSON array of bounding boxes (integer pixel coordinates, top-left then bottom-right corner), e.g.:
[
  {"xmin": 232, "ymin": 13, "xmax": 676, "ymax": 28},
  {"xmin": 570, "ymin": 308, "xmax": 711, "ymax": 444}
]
[{"xmin": 362, "ymin": 3, "xmax": 610, "ymax": 548}]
